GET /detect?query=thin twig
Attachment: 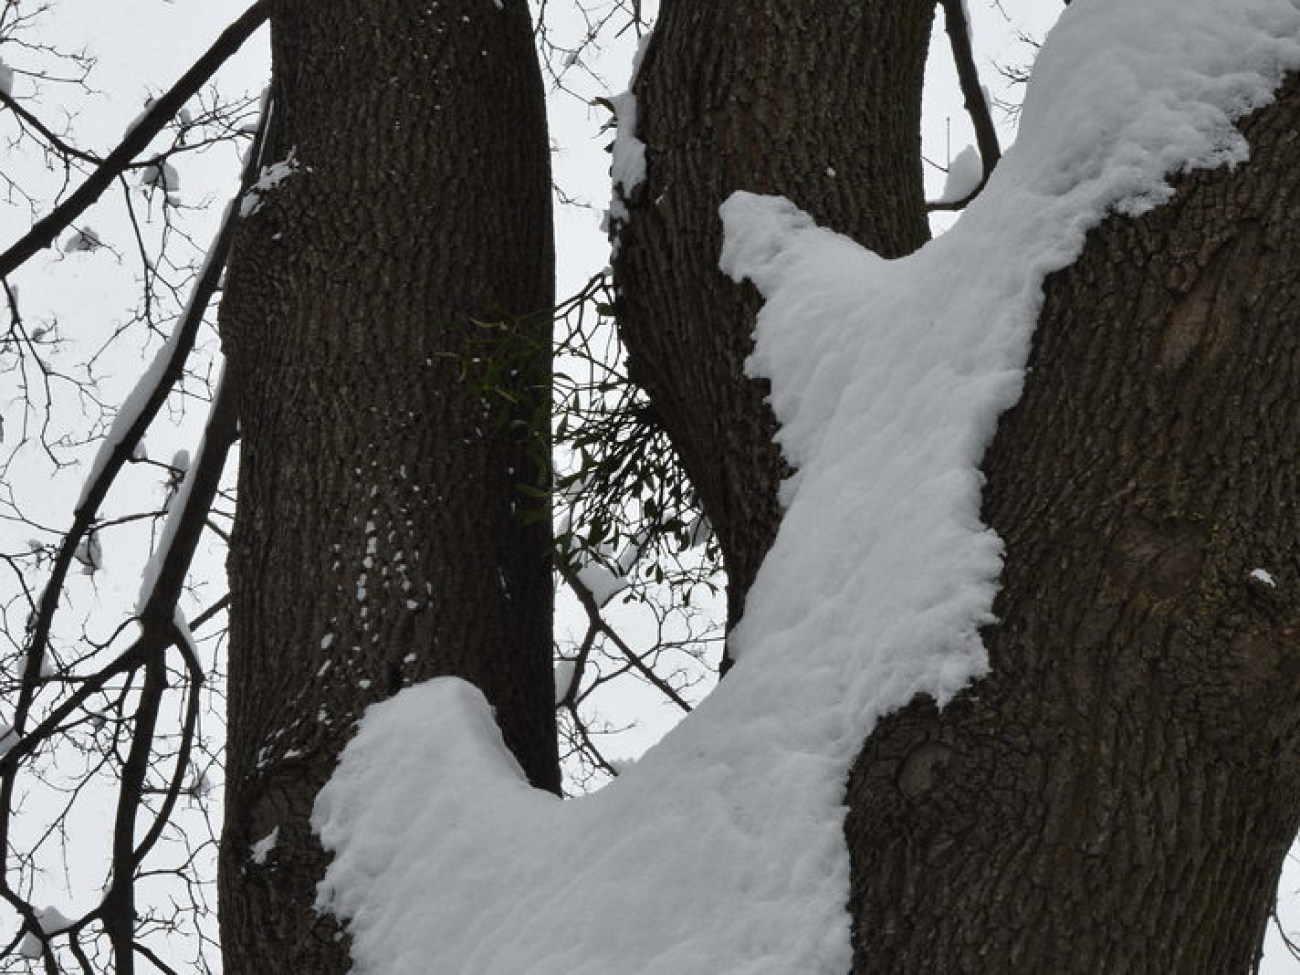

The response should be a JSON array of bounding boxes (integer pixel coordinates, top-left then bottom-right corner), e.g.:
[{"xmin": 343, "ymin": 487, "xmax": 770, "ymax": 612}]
[{"xmin": 0, "ymin": 0, "xmax": 267, "ymax": 278}]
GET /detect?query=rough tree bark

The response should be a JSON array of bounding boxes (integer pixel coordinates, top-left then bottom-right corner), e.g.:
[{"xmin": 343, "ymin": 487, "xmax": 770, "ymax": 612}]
[
  {"xmin": 613, "ymin": 0, "xmax": 934, "ymax": 647},
  {"xmin": 216, "ymin": 1, "xmax": 556, "ymax": 971},
  {"xmin": 845, "ymin": 73, "xmax": 1300, "ymax": 973},
  {"xmin": 618, "ymin": 3, "xmax": 1300, "ymax": 970}
]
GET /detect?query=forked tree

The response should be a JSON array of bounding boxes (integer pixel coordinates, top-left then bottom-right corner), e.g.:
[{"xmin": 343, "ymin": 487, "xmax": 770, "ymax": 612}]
[{"xmin": 2, "ymin": 0, "xmax": 1299, "ymax": 972}]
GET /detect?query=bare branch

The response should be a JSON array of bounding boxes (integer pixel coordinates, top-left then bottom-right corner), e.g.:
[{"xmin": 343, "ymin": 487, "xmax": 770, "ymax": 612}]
[
  {"xmin": 559, "ymin": 558, "xmax": 693, "ymax": 713},
  {"xmin": 930, "ymin": 0, "xmax": 1001, "ymax": 212},
  {"xmin": 0, "ymin": 0, "xmax": 267, "ymax": 278},
  {"xmin": 0, "ymin": 87, "xmax": 103, "ymax": 164},
  {"xmin": 0, "ymin": 97, "xmax": 266, "ymax": 969}
]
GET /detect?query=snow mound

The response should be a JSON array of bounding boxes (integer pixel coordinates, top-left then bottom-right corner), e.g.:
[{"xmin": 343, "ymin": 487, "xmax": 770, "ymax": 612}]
[{"xmin": 314, "ymin": 2, "xmax": 1300, "ymax": 972}]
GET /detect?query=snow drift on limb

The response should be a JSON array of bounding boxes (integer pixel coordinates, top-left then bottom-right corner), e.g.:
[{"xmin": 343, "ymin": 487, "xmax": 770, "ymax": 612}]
[{"xmin": 313, "ymin": 2, "xmax": 1300, "ymax": 972}]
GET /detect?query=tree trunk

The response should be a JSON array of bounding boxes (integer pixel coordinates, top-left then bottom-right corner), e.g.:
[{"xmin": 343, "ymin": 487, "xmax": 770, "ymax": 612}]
[
  {"xmin": 613, "ymin": 0, "xmax": 933, "ymax": 648},
  {"xmin": 216, "ymin": 1, "xmax": 556, "ymax": 971},
  {"xmin": 845, "ymin": 73, "xmax": 1300, "ymax": 972},
  {"xmin": 624, "ymin": 3, "xmax": 1300, "ymax": 964}
]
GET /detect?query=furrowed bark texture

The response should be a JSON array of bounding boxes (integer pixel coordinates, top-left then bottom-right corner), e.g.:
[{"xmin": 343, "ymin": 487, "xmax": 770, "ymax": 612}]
[
  {"xmin": 217, "ymin": 1, "xmax": 555, "ymax": 971},
  {"xmin": 846, "ymin": 74, "xmax": 1300, "ymax": 972},
  {"xmin": 613, "ymin": 0, "xmax": 933, "ymax": 644}
]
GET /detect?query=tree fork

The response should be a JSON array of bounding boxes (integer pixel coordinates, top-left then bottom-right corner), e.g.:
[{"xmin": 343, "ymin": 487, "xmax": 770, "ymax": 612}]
[
  {"xmin": 846, "ymin": 73, "xmax": 1300, "ymax": 973},
  {"xmin": 613, "ymin": 0, "xmax": 935, "ymax": 653}
]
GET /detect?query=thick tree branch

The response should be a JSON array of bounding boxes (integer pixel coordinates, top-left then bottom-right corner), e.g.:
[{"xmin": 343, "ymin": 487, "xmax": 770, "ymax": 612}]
[
  {"xmin": 137, "ymin": 376, "xmax": 238, "ymax": 623},
  {"xmin": 190, "ymin": 593, "xmax": 230, "ymax": 632},
  {"xmin": 130, "ymin": 626, "xmax": 204, "ymax": 866},
  {"xmin": 930, "ymin": 0, "xmax": 1001, "ymax": 212},
  {"xmin": 103, "ymin": 647, "xmax": 164, "ymax": 975}
]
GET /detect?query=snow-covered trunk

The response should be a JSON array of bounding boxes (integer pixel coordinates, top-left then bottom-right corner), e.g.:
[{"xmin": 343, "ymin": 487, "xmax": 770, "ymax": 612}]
[
  {"xmin": 845, "ymin": 73, "xmax": 1300, "ymax": 972},
  {"xmin": 216, "ymin": 0, "xmax": 556, "ymax": 971},
  {"xmin": 612, "ymin": 0, "xmax": 934, "ymax": 653}
]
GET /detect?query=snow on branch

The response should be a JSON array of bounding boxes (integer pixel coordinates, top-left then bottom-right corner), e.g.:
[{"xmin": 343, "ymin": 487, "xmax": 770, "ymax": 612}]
[
  {"xmin": 929, "ymin": 0, "xmax": 1002, "ymax": 212},
  {"xmin": 136, "ymin": 373, "xmax": 237, "ymax": 620},
  {"xmin": 20, "ymin": 106, "xmax": 266, "ymax": 725}
]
